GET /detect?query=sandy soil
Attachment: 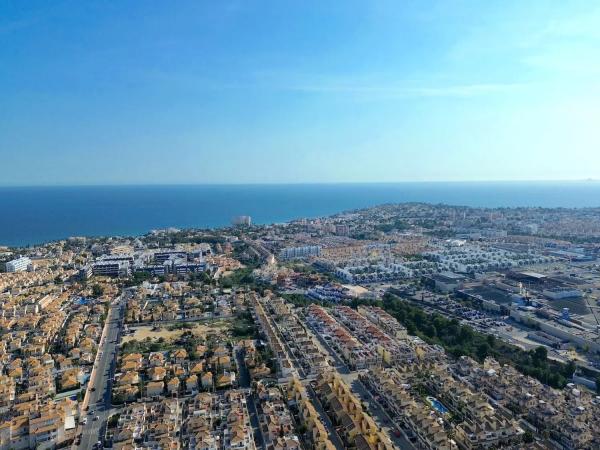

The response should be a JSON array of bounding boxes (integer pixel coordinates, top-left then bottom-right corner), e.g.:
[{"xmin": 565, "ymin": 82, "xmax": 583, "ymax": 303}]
[{"xmin": 122, "ymin": 320, "xmax": 233, "ymax": 343}]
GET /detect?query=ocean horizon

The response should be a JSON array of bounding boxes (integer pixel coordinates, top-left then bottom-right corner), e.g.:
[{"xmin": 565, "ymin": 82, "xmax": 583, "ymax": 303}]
[{"xmin": 2, "ymin": 181, "xmax": 600, "ymax": 247}]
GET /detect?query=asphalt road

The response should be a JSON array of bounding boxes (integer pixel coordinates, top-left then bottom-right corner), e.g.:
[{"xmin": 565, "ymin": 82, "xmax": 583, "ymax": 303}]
[
  {"xmin": 305, "ymin": 320, "xmax": 415, "ymax": 450},
  {"xmin": 349, "ymin": 378, "xmax": 416, "ymax": 450},
  {"xmin": 78, "ymin": 297, "xmax": 125, "ymax": 450},
  {"xmin": 305, "ymin": 321, "xmax": 350, "ymax": 375},
  {"xmin": 305, "ymin": 384, "xmax": 346, "ymax": 450},
  {"xmin": 235, "ymin": 349, "xmax": 265, "ymax": 450}
]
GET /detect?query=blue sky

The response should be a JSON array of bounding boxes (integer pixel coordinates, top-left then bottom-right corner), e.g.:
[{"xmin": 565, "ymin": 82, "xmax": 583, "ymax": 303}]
[{"xmin": 1, "ymin": 0, "xmax": 599, "ymax": 185}]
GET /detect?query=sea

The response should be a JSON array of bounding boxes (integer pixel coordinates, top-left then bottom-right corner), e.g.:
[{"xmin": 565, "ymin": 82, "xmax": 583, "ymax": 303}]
[{"xmin": 1, "ymin": 181, "xmax": 600, "ymax": 247}]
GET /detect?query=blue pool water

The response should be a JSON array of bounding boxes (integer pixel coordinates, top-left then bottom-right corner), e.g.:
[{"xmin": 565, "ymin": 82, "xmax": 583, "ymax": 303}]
[{"xmin": 426, "ymin": 396, "xmax": 449, "ymax": 414}]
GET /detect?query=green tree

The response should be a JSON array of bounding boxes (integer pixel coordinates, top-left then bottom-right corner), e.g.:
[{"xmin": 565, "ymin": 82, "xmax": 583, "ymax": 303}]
[
  {"xmin": 534, "ymin": 346, "xmax": 547, "ymax": 360},
  {"xmin": 476, "ymin": 342, "xmax": 490, "ymax": 361},
  {"xmin": 563, "ymin": 360, "xmax": 576, "ymax": 378},
  {"xmin": 523, "ymin": 431, "xmax": 534, "ymax": 443},
  {"xmin": 380, "ymin": 292, "xmax": 570, "ymax": 388},
  {"xmin": 457, "ymin": 326, "xmax": 473, "ymax": 344},
  {"xmin": 92, "ymin": 284, "xmax": 104, "ymax": 297},
  {"xmin": 532, "ymin": 346, "xmax": 548, "ymax": 367}
]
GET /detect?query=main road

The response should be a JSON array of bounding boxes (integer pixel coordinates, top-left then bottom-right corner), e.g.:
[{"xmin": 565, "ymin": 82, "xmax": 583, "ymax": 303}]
[{"xmin": 77, "ymin": 295, "xmax": 126, "ymax": 450}]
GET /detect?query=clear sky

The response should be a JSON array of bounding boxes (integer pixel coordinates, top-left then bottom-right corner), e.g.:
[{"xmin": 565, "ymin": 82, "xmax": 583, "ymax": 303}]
[{"xmin": 1, "ymin": 1, "xmax": 599, "ymax": 185}]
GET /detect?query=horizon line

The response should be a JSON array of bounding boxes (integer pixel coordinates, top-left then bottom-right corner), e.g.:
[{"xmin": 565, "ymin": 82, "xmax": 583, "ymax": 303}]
[{"xmin": 0, "ymin": 178, "xmax": 598, "ymax": 188}]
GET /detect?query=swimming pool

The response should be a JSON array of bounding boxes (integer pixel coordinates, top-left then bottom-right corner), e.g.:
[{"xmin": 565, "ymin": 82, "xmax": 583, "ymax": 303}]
[
  {"xmin": 75, "ymin": 297, "xmax": 89, "ymax": 305},
  {"xmin": 426, "ymin": 396, "xmax": 449, "ymax": 414}
]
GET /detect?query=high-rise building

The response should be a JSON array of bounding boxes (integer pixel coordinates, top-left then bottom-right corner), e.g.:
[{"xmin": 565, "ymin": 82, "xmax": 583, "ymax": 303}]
[
  {"xmin": 6, "ymin": 256, "xmax": 32, "ymax": 272},
  {"xmin": 232, "ymin": 215, "xmax": 252, "ymax": 226}
]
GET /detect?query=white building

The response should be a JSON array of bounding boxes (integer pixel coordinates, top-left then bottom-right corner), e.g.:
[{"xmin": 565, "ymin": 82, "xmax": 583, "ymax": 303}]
[
  {"xmin": 91, "ymin": 260, "xmax": 130, "ymax": 277},
  {"xmin": 279, "ymin": 245, "xmax": 321, "ymax": 260},
  {"xmin": 232, "ymin": 215, "xmax": 252, "ymax": 226},
  {"xmin": 6, "ymin": 256, "xmax": 32, "ymax": 272}
]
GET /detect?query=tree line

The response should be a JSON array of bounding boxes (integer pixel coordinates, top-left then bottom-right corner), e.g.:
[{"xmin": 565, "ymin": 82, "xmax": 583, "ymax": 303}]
[{"xmin": 379, "ymin": 293, "xmax": 574, "ymax": 388}]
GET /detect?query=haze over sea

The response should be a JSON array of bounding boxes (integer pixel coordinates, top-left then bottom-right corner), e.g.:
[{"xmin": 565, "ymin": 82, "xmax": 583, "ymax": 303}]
[{"xmin": 1, "ymin": 182, "xmax": 600, "ymax": 247}]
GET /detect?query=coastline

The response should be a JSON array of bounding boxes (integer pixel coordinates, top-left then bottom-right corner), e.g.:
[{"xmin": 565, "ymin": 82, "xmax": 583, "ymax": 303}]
[{"xmin": 2, "ymin": 181, "xmax": 600, "ymax": 247}]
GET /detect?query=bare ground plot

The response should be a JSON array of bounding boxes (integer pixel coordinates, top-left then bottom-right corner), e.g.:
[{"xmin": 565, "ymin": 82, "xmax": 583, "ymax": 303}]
[{"xmin": 122, "ymin": 319, "xmax": 234, "ymax": 344}]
